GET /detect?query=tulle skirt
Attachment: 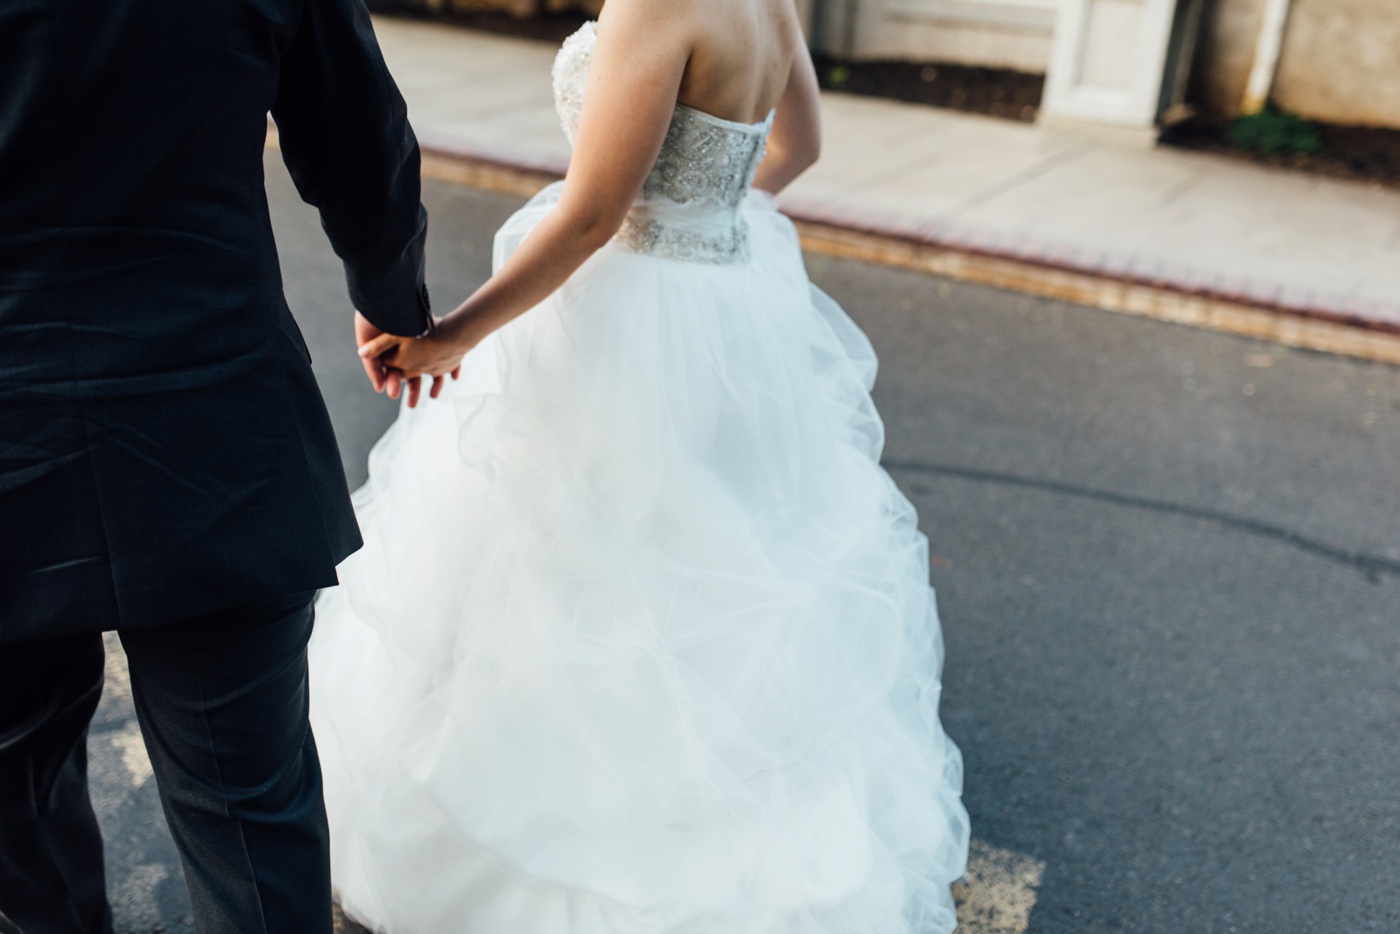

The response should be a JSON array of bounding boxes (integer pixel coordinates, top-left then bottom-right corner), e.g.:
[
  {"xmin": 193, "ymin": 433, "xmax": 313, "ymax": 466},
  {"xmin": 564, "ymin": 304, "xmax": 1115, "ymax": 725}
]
[{"xmin": 309, "ymin": 186, "xmax": 969, "ymax": 934}]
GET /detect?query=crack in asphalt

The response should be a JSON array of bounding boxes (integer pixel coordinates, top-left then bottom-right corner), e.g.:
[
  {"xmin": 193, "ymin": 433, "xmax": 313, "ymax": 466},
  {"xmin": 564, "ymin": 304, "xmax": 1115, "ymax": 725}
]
[{"xmin": 883, "ymin": 460, "xmax": 1400, "ymax": 581}]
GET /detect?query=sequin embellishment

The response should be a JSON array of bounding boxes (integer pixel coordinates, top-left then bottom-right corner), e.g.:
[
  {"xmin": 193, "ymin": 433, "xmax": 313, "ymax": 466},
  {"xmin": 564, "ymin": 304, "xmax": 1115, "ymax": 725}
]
[{"xmin": 551, "ymin": 22, "xmax": 772, "ymax": 265}]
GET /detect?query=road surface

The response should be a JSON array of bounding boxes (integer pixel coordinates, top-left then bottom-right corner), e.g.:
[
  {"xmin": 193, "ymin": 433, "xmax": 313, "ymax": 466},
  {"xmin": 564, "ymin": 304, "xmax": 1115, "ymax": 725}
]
[{"xmin": 87, "ymin": 151, "xmax": 1400, "ymax": 934}]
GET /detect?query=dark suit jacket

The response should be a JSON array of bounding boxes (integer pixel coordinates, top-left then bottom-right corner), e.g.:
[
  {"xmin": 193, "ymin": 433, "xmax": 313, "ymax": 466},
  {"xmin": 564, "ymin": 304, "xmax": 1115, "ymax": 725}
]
[{"xmin": 0, "ymin": 0, "xmax": 432, "ymax": 640}]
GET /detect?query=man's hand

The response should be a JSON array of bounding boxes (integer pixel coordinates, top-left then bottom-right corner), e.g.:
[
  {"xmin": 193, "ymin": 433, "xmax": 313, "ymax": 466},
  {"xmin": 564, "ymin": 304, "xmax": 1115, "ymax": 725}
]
[
  {"xmin": 357, "ymin": 327, "xmax": 464, "ymax": 407},
  {"xmin": 355, "ymin": 311, "xmax": 411, "ymax": 400},
  {"xmin": 356, "ymin": 310, "xmax": 445, "ymax": 405},
  {"xmin": 356, "ymin": 313, "xmax": 464, "ymax": 408}
]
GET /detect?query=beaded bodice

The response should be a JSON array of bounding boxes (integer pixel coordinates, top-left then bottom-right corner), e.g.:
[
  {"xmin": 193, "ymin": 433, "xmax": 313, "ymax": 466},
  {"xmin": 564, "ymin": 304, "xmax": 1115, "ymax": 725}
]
[{"xmin": 552, "ymin": 22, "xmax": 773, "ymax": 264}]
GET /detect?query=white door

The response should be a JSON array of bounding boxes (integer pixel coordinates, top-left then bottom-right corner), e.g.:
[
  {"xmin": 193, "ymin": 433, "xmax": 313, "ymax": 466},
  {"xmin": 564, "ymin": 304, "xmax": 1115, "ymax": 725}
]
[{"xmin": 1041, "ymin": 0, "xmax": 1182, "ymax": 131}]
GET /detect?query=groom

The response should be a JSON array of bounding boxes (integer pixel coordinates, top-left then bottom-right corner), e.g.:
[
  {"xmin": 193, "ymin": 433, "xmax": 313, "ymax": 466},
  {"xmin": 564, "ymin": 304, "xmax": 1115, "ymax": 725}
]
[{"xmin": 0, "ymin": 0, "xmax": 433, "ymax": 931}]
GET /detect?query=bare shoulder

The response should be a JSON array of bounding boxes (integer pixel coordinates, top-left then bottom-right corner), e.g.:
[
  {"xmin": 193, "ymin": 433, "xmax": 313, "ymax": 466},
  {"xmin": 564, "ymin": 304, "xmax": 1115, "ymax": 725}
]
[
  {"xmin": 595, "ymin": 0, "xmax": 707, "ymax": 42},
  {"xmin": 591, "ymin": 0, "xmax": 800, "ymax": 124}
]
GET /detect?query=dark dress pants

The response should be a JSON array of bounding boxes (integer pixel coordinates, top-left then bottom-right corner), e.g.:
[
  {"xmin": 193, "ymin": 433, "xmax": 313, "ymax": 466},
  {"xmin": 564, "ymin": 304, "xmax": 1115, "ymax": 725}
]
[{"xmin": 0, "ymin": 592, "xmax": 332, "ymax": 934}]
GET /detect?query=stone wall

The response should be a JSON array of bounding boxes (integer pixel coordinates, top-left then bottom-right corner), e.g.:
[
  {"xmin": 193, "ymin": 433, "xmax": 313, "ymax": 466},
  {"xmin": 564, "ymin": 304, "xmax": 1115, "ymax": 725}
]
[{"xmin": 1194, "ymin": 0, "xmax": 1400, "ymax": 128}]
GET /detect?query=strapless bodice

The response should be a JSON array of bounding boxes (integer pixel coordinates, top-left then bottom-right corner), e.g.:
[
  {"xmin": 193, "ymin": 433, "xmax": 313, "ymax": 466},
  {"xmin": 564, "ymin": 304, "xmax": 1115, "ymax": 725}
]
[{"xmin": 552, "ymin": 22, "xmax": 772, "ymax": 264}]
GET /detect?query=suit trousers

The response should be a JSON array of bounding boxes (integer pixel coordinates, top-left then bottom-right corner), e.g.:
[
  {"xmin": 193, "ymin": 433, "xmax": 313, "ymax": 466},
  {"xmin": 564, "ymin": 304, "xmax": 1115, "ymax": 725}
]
[{"xmin": 0, "ymin": 592, "xmax": 332, "ymax": 934}]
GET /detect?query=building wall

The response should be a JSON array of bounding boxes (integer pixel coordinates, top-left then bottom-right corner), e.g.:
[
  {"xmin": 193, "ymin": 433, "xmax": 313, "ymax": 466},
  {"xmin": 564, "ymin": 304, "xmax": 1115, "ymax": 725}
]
[
  {"xmin": 1194, "ymin": 0, "xmax": 1400, "ymax": 128},
  {"xmin": 377, "ymin": 0, "xmax": 1400, "ymax": 129},
  {"xmin": 833, "ymin": 0, "xmax": 1400, "ymax": 129},
  {"xmin": 1190, "ymin": 0, "xmax": 1263, "ymax": 118},
  {"xmin": 825, "ymin": 0, "xmax": 1056, "ymax": 73}
]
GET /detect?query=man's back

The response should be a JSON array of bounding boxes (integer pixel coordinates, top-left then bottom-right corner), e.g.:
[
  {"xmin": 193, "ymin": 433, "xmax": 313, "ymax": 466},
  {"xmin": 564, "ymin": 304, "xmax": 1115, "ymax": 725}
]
[
  {"xmin": 0, "ymin": 0, "xmax": 432, "ymax": 639},
  {"xmin": 1, "ymin": 5, "xmax": 432, "ymax": 931}
]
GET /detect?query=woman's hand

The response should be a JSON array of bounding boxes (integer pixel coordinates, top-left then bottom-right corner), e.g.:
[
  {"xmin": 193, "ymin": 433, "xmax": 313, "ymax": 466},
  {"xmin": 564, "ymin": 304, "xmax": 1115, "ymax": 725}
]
[{"xmin": 359, "ymin": 326, "xmax": 465, "ymax": 407}]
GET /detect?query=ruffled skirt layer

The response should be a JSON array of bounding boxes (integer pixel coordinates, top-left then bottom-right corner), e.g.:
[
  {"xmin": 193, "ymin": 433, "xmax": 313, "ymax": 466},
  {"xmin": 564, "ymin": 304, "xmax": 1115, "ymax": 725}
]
[{"xmin": 310, "ymin": 187, "xmax": 969, "ymax": 934}]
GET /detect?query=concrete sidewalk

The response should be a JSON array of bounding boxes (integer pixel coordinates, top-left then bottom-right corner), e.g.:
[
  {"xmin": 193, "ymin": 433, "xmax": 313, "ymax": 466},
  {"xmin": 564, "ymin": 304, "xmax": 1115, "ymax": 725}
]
[{"xmin": 368, "ymin": 16, "xmax": 1400, "ymax": 364}]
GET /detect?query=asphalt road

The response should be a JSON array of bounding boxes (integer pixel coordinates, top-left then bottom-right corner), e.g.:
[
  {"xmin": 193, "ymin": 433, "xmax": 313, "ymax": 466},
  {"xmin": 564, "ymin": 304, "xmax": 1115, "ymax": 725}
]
[{"xmin": 89, "ymin": 150, "xmax": 1400, "ymax": 934}]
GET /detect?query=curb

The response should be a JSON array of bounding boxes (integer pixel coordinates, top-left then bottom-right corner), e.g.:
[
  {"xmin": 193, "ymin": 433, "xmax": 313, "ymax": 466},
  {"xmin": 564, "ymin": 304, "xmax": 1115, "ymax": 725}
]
[
  {"xmin": 418, "ymin": 137, "xmax": 563, "ymax": 199},
  {"xmin": 270, "ymin": 125, "xmax": 1400, "ymax": 367},
  {"xmin": 785, "ymin": 213, "xmax": 1400, "ymax": 367}
]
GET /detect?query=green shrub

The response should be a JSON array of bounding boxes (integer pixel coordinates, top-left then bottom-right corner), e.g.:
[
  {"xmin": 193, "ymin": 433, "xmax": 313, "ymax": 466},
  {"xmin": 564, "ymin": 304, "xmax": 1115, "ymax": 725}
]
[
  {"xmin": 826, "ymin": 65, "xmax": 851, "ymax": 88},
  {"xmin": 1227, "ymin": 105, "xmax": 1323, "ymax": 158}
]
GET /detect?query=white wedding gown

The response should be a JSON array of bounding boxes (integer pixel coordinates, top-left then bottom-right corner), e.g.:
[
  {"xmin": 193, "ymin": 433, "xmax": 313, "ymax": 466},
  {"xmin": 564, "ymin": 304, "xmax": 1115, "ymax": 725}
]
[{"xmin": 310, "ymin": 22, "xmax": 969, "ymax": 934}]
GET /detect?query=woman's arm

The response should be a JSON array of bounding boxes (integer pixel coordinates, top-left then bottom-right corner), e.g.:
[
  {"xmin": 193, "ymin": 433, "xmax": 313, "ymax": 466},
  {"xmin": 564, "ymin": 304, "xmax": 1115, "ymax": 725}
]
[
  {"xmin": 751, "ymin": 27, "xmax": 822, "ymax": 196},
  {"xmin": 360, "ymin": 0, "xmax": 698, "ymax": 390}
]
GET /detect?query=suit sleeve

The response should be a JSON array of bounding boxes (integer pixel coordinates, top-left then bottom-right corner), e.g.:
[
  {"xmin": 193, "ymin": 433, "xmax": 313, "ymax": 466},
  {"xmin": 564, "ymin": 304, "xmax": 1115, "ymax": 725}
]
[{"xmin": 271, "ymin": 0, "xmax": 431, "ymax": 337}]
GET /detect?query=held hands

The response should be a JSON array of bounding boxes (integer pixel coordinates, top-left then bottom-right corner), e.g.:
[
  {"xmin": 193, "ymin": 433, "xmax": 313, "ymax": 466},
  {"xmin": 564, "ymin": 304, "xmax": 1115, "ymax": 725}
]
[
  {"xmin": 355, "ymin": 312, "xmax": 466, "ymax": 408},
  {"xmin": 353, "ymin": 225, "xmax": 549, "ymax": 405},
  {"xmin": 355, "ymin": 312, "xmax": 412, "ymax": 401}
]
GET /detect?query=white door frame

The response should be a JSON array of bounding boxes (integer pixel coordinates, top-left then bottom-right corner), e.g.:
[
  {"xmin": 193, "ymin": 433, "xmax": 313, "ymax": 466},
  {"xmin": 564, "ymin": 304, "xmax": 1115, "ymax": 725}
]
[{"xmin": 1041, "ymin": 0, "xmax": 1183, "ymax": 133}]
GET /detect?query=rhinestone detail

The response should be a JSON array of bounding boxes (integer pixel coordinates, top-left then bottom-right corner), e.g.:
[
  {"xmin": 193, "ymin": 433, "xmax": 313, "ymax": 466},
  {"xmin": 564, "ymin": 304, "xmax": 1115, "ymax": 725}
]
[
  {"xmin": 616, "ymin": 215, "xmax": 752, "ymax": 265},
  {"xmin": 552, "ymin": 22, "xmax": 771, "ymax": 265}
]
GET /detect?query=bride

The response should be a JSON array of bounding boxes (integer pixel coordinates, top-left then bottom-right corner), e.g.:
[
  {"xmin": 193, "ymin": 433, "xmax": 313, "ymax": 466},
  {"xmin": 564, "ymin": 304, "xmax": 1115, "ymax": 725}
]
[{"xmin": 310, "ymin": 0, "xmax": 970, "ymax": 931}]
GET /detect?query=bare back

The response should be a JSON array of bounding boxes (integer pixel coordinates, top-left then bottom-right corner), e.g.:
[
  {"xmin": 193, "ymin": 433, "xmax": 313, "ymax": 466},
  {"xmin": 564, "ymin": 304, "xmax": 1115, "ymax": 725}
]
[{"xmin": 677, "ymin": 0, "xmax": 804, "ymax": 125}]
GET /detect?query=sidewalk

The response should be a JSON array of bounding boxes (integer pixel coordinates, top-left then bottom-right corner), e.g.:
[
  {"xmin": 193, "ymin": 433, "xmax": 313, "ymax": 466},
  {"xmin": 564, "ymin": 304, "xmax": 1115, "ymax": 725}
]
[{"xmin": 370, "ymin": 17, "xmax": 1400, "ymax": 364}]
